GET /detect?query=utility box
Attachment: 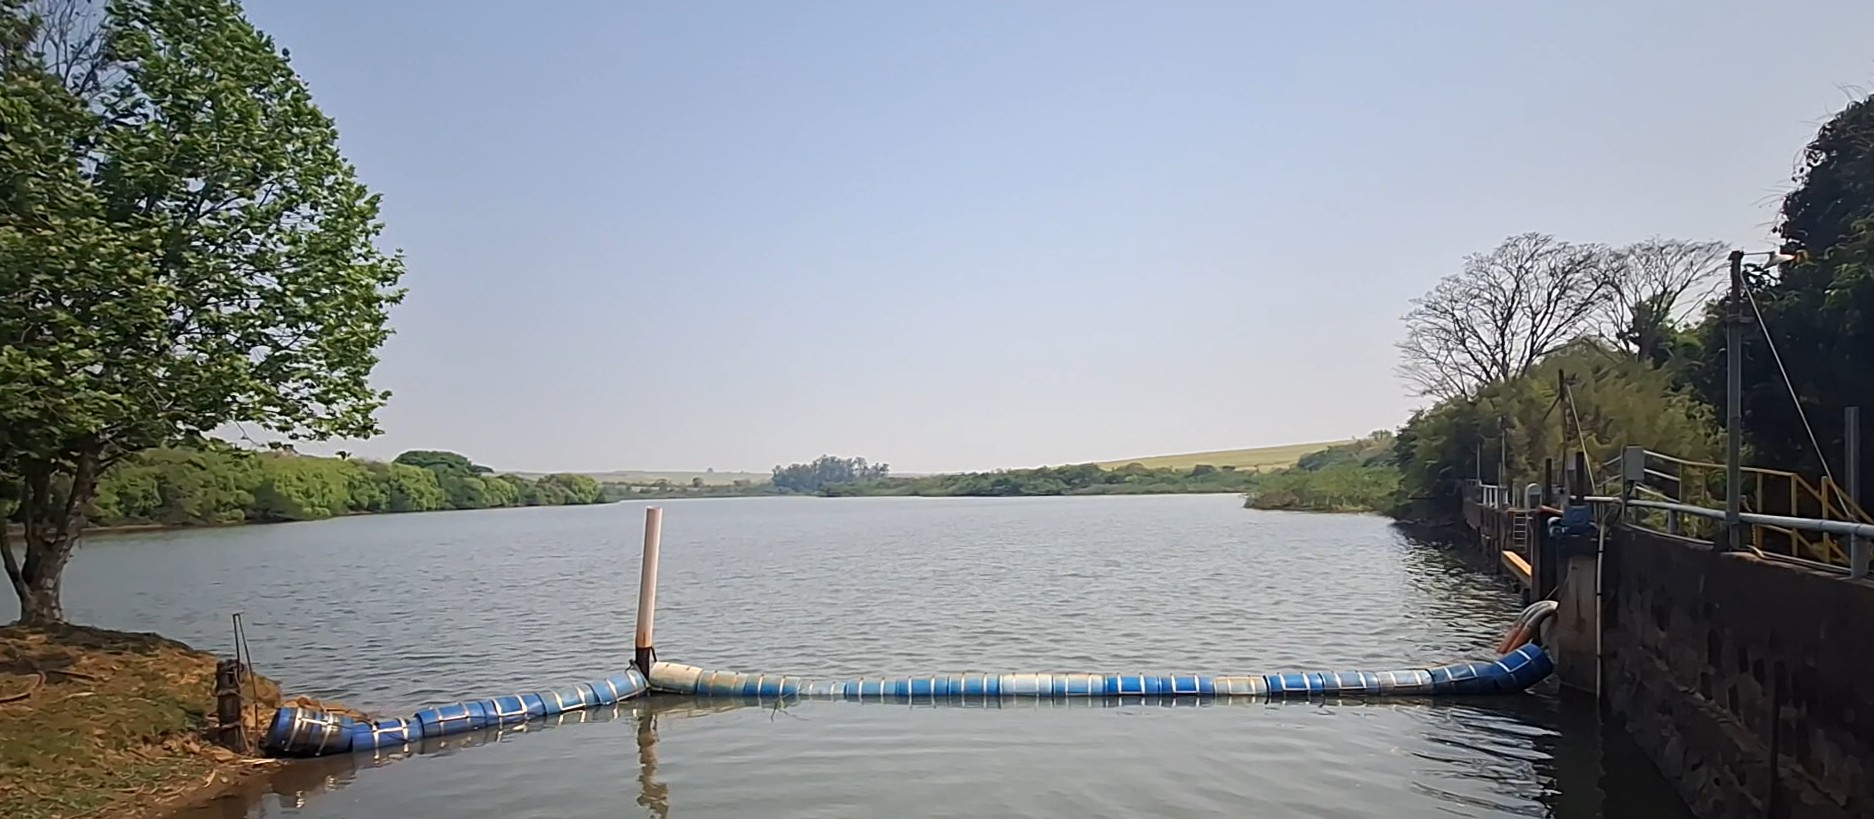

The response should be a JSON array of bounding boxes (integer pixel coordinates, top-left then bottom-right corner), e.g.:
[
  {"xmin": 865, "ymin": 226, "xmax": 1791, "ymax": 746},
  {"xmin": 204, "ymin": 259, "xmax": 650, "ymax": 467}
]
[{"xmin": 1622, "ymin": 446, "xmax": 1647, "ymax": 486}]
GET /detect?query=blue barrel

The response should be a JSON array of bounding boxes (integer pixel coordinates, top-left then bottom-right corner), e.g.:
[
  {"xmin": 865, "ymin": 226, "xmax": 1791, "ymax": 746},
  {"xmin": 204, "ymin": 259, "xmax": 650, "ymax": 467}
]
[
  {"xmin": 538, "ymin": 683, "xmax": 599, "ymax": 716},
  {"xmin": 262, "ymin": 707, "xmax": 356, "ymax": 757},
  {"xmin": 346, "ymin": 717, "xmax": 424, "ymax": 751},
  {"xmin": 413, "ymin": 700, "xmax": 492, "ymax": 737},
  {"xmin": 1498, "ymin": 642, "xmax": 1553, "ymax": 689},
  {"xmin": 482, "ymin": 693, "xmax": 548, "ymax": 725},
  {"xmin": 591, "ymin": 669, "xmax": 648, "ymax": 705}
]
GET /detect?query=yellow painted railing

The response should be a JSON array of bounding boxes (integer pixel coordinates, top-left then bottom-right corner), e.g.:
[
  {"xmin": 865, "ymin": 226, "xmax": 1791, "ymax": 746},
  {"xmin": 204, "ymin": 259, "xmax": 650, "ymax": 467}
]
[{"xmin": 1620, "ymin": 451, "xmax": 1871, "ymax": 567}]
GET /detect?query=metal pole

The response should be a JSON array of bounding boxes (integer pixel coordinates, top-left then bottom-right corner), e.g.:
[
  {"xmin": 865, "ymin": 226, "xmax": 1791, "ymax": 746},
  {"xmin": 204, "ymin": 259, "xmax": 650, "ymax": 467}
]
[
  {"xmin": 1500, "ymin": 417, "xmax": 1509, "ymax": 504},
  {"xmin": 635, "ymin": 507, "xmax": 664, "ymax": 672},
  {"xmin": 1849, "ymin": 406, "xmax": 1866, "ymax": 579},
  {"xmin": 1725, "ymin": 250, "xmax": 1745, "ymax": 551}
]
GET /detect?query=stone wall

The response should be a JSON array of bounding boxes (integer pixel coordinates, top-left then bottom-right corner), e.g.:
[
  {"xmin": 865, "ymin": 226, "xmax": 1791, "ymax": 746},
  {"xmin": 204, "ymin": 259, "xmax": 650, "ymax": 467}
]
[{"xmin": 1601, "ymin": 527, "xmax": 1874, "ymax": 818}]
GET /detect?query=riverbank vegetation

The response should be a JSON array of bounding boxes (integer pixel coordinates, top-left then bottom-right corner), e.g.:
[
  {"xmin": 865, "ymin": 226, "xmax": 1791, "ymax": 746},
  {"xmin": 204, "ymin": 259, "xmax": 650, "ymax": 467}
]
[
  {"xmin": 1385, "ymin": 92, "xmax": 1874, "ymax": 523},
  {"xmin": 81, "ymin": 447, "xmax": 606, "ymax": 528},
  {"xmin": 1091, "ymin": 440, "xmax": 1353, "ymax": 472},
  {"xmin": 1242, "ymin": 435, "xmax": 1399, "ymax": 513},
  {"xmin": 755, "ymin": 454, "xmax": 1259, "ymax": 497}
]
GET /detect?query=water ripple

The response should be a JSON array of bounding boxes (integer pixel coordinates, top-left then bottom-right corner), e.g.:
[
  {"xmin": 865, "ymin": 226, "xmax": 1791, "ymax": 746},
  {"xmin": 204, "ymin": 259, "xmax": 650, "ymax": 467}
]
[{"xmin": 26, "ymin": 495, "xmax": 1691, "ymax": 818}]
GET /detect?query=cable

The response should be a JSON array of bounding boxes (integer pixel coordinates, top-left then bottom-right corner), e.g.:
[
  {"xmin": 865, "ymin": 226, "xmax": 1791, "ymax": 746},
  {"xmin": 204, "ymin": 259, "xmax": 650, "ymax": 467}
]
[
  {"xmin": 1743, "ymin": 285, "xmax": 1833, "ymax": 481},
  {"xmin": 1562, "ymin": 382, "xmax": 1600, "ymax": 495}
]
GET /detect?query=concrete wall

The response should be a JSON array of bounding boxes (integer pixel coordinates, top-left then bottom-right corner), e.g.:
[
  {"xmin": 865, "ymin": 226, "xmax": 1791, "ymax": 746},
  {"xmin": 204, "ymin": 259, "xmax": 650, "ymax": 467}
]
[{"xmin": 1599, "ymin": 527, "xmax": 1874, "ymax": 819}]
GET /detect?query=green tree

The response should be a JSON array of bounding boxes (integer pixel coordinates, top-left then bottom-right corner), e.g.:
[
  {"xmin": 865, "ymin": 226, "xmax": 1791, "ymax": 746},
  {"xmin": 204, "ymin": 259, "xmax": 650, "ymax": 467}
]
[
  {"xmin": 379, "ymin": 463, "xmax": 446, "ymax": 513},
  {"xmin": 248, "ymin": 455, "xmax": 350, "ymax": 522},
  {"xmin": 392, "ymin": 450, "xmax": 487, "ymax": 477},
  {"xmin": 495, "ymin": 474, "xmax": 540, "ymax": 506},
  {"xmin": 771, "ymin": 456, "xmax": 889, "ymax": 493},
  {"xmin": 1393, "ymin": 342, "xmax": 1721, "ymax": 520},
  {"xmin": 0, "ymin": 0, "xmax": 404, "ymax": 624},
  {"xmin": 139, "ymin": 447, "xmax": 259, "ymax": 524},
  {"xmin": 539, "ymin": 473, "xmax": 602, "ymax": 505},
  {"xmin": 1690, "ymin": 94, "xmax": 1874, "ymax": 500},
  {"xmin": 439, "ymin": 474, "xmax": 491, "ymax": 509}
]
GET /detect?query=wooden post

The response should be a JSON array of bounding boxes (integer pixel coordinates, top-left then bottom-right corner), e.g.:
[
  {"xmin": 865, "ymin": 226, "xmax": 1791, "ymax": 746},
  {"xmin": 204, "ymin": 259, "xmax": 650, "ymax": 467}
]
[
  {"xmin": 635, "ymin": 507, "xmax": 664, "ymax": 673},
  {"xmin": 214, "ymin": 659, "xmax": 247, "ymax": 752}
]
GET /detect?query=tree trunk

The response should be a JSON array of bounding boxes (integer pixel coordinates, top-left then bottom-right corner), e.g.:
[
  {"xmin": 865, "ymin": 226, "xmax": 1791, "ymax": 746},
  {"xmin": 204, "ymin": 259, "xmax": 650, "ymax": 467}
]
[
  {"xmin": 6, "ymin": 450, "xmax": 100, "ymax": 627},
  {"xmin": 15, "ymin": 570, "xmax": 65, "ymax": 626}
]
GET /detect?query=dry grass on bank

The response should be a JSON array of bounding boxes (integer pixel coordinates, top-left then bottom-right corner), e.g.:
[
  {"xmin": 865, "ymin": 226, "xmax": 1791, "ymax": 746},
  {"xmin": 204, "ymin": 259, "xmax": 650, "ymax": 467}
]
[
  {"xmin": 0, "ymin": 625, "xmax": 286, "ymax": 819},
  {"xmin": 1093, "ymin": 440, "xmax": 1354, "ymax": 472}
]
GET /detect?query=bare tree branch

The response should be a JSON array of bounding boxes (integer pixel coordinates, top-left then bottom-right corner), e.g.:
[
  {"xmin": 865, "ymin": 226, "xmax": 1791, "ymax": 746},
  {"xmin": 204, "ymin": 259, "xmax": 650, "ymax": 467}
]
[
  {"xmin": 1598, "ymin": 237, "xmax": 1728, "ymax": 359},
  {"xmin": 1396, "ymin": 233, "xmax": 1620, "ymax": 399},
  {"xmin": 26, "ymin": 0, "xmax": 120, "ymax": 104}
]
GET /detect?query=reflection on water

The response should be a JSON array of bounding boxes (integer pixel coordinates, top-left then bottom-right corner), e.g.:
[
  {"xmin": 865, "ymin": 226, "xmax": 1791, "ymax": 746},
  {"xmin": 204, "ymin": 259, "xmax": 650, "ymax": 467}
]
[
  {"xmin": 31, "ymin": 496, "xmax": 1689, "ymax": 818},
  {"xmin": 178, "ymin": 694, "xmax": 1682, "ymax": 819}
]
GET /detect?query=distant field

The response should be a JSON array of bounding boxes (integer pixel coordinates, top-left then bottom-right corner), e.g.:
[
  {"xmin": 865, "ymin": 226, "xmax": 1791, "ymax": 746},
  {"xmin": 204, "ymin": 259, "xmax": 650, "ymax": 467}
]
[
  {"xmin": 506, "ymin": 469, "xmax": 769, "ymax": 486},
  {"xmin": 1092, "ymin": 440, "xmax": 1353, "ymax": 472}
]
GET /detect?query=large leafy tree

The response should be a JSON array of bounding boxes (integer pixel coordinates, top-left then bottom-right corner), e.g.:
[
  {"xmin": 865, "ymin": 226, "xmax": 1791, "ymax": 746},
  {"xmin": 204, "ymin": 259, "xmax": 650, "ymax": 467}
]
[
  {"xmin": 0, "ymin": 0, "xmax": 404, "ymax": 624},
  {"xmin": 1690, "ymin": 94, "xmax": 1874, "ymax": 499}
]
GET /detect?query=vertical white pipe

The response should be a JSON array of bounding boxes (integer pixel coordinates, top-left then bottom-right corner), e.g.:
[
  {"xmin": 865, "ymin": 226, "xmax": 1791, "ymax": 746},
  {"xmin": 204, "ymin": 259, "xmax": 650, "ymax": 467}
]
[{"xmin": 635, "ymin": 507, "xmax": 663, "ymax": 671}]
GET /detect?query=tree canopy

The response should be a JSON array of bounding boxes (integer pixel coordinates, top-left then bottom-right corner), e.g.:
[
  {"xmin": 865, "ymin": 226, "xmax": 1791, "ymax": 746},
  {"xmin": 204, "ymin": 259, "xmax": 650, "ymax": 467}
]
[
  {"xmin": 1688, "ymin": 94, "xmax": 1874, "ymax": 492},
  {"xmin": 771, "ymin": 456, "xmax": 890, "ymax": 494},
  {"xmin": 1, "ymin": 0, "xmax": 404, "ymax": 624},
  {"xmin": 84, "ymin": 446, "xmax": 607, "ymax": 526}
]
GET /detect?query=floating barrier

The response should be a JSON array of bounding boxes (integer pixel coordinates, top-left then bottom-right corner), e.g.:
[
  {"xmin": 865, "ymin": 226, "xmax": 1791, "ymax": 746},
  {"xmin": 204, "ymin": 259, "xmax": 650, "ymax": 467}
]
[
  {"xmin": 258, "ymin": 510, "xmax": 1559, "ymax": 760},
  {"xmin": 261, "ymin": 668, "xmax": 650, "ymax": 758},
  {"xmin": 647, "ymin": 642, "xmax": 1554, "ymax": 701}
]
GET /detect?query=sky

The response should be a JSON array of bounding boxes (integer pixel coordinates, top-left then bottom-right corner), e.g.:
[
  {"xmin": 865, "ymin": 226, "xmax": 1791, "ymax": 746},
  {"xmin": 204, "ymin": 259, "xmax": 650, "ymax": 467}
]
[{"xmin": 238, "ymin": 0, "xmax": 1874, "ymax": 474}]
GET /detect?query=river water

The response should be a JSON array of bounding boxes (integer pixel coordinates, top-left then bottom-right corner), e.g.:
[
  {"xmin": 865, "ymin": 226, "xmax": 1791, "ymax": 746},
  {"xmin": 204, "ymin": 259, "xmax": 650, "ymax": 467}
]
[{"xmin": 11, "ymin": 495, "xmax": 1691, "ymax": 817}]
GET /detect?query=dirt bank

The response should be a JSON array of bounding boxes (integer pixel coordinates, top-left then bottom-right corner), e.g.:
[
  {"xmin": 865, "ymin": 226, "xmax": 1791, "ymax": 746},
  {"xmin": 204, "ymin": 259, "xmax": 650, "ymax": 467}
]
[{"xmin": 0, "ymin": 625, "xmax": 302, "ymax": 819}]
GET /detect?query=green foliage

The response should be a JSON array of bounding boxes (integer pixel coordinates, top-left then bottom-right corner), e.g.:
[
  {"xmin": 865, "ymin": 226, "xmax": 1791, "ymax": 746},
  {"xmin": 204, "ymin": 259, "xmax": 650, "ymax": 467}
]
[
  {"xmin": 1245, "ymin": 463, "xmax": 1400, "ymax": 513},
  {"xmin": 248, "ymin": 455, "xmax": 352, "ymax": 522},
  {"xmin": 1, "ymin": 0, "xmax": 405, "ymax": 623},
  {"xmin": 392, "ymin": 450, "xmax": 488, "ymax": 477},
  {"xmin": 78, "ymin": 445, "xmax": 605, "ymax": 527},
  {"xmin": 375, "ymin": 462, "xmax": 445, "ymax": 513},
  {"xmin": 89, "ymin": 447, "xmax": 257, "ymax": 525},
  {"xmin": 1241, "ymin": 433, "xmax": 1400, "ymax": 513},
  {"xmin": 536, "ymin": 473, "xmax": 602, "ymax": 505},
  {"xmin": 1392, "ymin": 342, "xmax": 1721, "ymax": 519},
  {"xmin": 1687, "ymin": 94, "xmax": 1874, "ymax": 500}
]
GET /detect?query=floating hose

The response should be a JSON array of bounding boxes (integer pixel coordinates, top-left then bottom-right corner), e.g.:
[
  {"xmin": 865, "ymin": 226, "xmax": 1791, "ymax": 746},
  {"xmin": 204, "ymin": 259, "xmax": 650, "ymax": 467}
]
[
  {"xmin": 261, "ymin": 669, "xmax": 650, "ymax": 758},
  {"xmin": 649, "ymin": 643, "xmax": 1553, "ymax": 701},
  {"xmin": 262, "ymin": 625, "xmax": 1558, "ymax": 758}
]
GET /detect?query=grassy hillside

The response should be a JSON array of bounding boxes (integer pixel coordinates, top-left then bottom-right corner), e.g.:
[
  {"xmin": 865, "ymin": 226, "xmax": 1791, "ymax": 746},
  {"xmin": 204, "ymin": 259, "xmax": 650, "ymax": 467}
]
[{"xmin": 1093, "ymin": 440, "xmax": 1355, "ymax": 473}]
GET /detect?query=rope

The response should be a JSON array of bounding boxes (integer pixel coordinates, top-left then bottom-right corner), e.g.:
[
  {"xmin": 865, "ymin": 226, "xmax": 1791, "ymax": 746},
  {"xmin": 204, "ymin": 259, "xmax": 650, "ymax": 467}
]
[{"xmin": 1744, "ymin": 285, "xmax": 1833, "ymax": 480}]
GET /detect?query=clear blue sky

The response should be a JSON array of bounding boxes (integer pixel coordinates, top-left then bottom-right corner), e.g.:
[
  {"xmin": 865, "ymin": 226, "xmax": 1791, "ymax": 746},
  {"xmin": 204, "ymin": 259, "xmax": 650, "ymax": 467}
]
[{"xmin": 242, "ymin": 0, "xmax": 1874, "ymax": 474}]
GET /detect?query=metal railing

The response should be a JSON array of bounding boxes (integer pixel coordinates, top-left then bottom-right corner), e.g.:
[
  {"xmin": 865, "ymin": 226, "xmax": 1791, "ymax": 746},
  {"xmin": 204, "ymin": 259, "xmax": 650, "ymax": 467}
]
[
  {"xmin": 1604, "ymin": 448, "xmax": 1873, "ymax": 578},
  {"xmin": 1474, "ymin": 482, "xmax": 1510, "ymax": 509}
]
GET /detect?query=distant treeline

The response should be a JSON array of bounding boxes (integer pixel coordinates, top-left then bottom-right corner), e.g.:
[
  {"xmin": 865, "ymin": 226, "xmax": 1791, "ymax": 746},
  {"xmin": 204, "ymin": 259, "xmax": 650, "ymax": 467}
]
[
  {"xmin": 86, "ymin": 447, "xmax": 605, "ymax": 526},
  {"xmin": 751, "ymin": 455, "xmax": 1258, "ymax": 497},
  {"xmin": 748, "ymin": 446, "xmax": 1398, "ymax": 510}
]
